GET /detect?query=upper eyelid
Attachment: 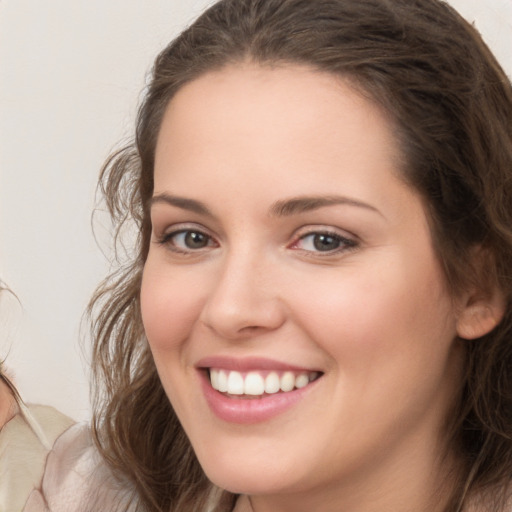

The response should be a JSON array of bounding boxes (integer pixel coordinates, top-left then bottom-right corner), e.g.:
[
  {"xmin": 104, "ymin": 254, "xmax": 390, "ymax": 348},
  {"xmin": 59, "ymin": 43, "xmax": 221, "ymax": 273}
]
[
  {"xmin": 156, "ymin": 227, "xmax": 219, "ymax": 254},
  {"xmin": 292, "ymin": 232, "xmax": 356, "ymax": 247},
  {"xmin": 153, "ymin": 223, "xmax": 219, "ymax": 249},
  {"xmin": 292, "ymin": 224, "xmax": 358, "ymax": 241},
  {"xmin": 154, "ymin": 221, "xmax": 215, "ymax": 237},
  {"xmin": 288, "ymin": 226, "xmax": 360, "ymax": 254},
  {"xmin": 153, "ymin": 221, "xmax": 359, "ymax": 246}
]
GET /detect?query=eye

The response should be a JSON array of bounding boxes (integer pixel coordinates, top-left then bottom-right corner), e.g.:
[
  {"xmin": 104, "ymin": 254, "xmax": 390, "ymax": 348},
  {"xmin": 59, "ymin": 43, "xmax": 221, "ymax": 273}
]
[
  {"xmin": 292, "ymin": 231, "xmax": 357, "ymax": 254},
  {"xmin": 158, "ymin": 228, "xmax": 217, "ymax": 252}
]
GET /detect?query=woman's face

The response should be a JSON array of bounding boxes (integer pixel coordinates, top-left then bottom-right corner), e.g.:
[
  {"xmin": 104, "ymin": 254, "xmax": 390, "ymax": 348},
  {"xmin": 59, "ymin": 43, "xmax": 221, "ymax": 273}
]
[{"xmin": 141, "ymin": 64, "xmax": 463, "ymax": 506}]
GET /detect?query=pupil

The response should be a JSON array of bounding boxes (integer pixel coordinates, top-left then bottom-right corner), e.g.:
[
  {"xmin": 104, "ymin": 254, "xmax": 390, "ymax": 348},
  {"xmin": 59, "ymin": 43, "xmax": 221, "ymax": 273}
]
[
  {"xmin": 185, "ymin": 231, "xmax": 208, "ymax": 249},
  {"xmin": 313, "ymin": 234, "xmax": 339, "ymax": 251}
]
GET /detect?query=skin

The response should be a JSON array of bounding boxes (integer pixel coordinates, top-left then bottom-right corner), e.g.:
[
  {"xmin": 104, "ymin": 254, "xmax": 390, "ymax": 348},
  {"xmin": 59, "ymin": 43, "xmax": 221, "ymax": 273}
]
[
  {"xmin": 0, "ymin": 378, "xmax": 17, "ymax": 428},
  {"xmin": 141, "ymin": 64, "xmax": 480, "ymax": 512}
]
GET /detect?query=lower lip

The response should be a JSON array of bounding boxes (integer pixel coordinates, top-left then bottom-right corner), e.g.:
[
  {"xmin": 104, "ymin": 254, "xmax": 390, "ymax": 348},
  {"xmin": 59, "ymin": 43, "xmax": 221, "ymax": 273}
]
[{"xmin": 200, "ymin": 372, "xmax": 318, "ymax": 424}]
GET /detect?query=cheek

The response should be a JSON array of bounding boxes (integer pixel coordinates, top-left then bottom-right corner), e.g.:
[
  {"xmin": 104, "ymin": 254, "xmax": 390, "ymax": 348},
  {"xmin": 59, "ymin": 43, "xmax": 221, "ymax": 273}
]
[
  {"xmin": 140, "ymin": 260, "xmax": 203, "ymax": 353},
  {"xmin": 290, "ymin": 252, "xmax": 456, "ymax": 369},
  {"xmin": 290, "ymin": 258, "xmax": 460, "ymax": 447}
]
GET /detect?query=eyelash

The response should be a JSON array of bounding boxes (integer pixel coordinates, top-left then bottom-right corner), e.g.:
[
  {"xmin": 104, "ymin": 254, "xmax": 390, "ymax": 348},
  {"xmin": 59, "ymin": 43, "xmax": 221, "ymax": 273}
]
[
  {"xmin": 290, "ymin": 230, "xmax": 358, "ymax": 255},
  {"xmin": 156, "ymin": 227, "xmax": 217, "ymax": 254},
  {"xmin": 155, "ymin": 226, "xmax": 358, "ymax": 256}
]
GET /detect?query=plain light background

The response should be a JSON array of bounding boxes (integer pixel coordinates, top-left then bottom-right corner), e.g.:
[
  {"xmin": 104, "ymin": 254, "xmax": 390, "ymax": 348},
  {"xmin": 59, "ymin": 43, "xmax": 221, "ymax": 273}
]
[{"xmin": 1, "ymin": 0, "xmax": 511, "ymax": 422}]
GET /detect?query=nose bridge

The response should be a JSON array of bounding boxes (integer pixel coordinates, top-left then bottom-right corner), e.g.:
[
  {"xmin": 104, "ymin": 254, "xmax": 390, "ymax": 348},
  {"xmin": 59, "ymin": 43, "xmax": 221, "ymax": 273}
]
[{"xmin": 200, "ymin": 241, "xmax": 284, "ymax": 338}]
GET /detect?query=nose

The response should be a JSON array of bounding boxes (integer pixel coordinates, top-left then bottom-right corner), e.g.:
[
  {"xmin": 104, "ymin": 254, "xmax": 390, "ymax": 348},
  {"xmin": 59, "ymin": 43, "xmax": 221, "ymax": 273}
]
[{"xmin": 199, "ymin": 250, "xmax": 286, "ymax": 340}]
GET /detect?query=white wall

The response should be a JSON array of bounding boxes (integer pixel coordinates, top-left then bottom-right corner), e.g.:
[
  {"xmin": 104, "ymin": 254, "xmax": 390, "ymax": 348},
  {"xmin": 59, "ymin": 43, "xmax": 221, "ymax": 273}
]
[{"xmin": 0, "ymin": 0, "xmax": 511, "ymax": 422}]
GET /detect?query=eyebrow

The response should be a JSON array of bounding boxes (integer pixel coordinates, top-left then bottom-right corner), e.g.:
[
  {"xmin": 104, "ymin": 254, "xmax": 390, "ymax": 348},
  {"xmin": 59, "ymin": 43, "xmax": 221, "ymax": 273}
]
[
  {"xmin": 270, "ymin": 195, "xmax": 384, "ymax": 218},
  {"xmin": 149, "ymin": 193, "xmax": 214, "ymax": 217},
  {"xmin": 149, "ymin": 193, "xmax": 383, "ymax": 219}
]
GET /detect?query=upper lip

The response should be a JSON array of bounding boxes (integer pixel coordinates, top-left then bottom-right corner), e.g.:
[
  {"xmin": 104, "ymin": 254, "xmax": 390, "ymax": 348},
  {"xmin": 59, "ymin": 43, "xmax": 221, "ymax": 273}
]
[{"xmin": 196, "ymin": 356, "xmax": 321, "ymax": 373}]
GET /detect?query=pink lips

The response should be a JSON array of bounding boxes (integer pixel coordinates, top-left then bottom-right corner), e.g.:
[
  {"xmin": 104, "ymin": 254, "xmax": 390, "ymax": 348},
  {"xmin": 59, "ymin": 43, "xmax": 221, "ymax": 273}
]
[
  {"xmin": 197, "ymin": 356, "xmax": 315, "ymax": 373},
  {"xmin": 197, "ymin": 356, "xmax": 321, "ymax": 424}
]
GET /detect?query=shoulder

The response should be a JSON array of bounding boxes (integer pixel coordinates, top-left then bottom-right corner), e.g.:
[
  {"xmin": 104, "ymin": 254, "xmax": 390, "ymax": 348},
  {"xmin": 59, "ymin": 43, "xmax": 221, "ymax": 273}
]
[
  {"xmin": 0, "ymin": 402, "xmax": 140, "ymax": 512},
  {"xmin": 24, "ymin": 421, "xmax": 141, "ymax": 512},
  {"xmin": 0, "ymin": 403, "xmax": 74, "ymax": 512}
]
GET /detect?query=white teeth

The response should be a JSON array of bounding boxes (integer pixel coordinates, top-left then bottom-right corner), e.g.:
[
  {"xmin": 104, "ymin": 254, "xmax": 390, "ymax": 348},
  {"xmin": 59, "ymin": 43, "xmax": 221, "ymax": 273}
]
[
  {"xmin": 244, "ymin": 372, "xmax": 265, "ymax": 395},
  {"xmin": 295, "ymin": 373, "xmax": 309, "ymax": 389},
  {"xmin": 280, "ymin": 371, "xmax": 295, "ymax": 392},
  {"xmin": 227, "ymin": 371, "xmax": 244, "ymax": 395},
  {"xmin": 217, "ymin": 370, "xmax": 228, "ymax": 392},
  {"xmin": 209, "ymin": 369, "xmax": 319, "ymax": 396},
  {"xmin": 210, "ymin": 369, "xmax": 219, "ymax": 389},
  {"xmin": 264, "ymin": 372, "xmax": 280, "ymax": 394}
]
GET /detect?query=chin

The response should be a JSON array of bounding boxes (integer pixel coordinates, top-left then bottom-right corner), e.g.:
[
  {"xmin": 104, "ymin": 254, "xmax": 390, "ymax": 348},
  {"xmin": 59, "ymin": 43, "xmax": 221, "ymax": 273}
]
[
  {"xmin": 198, "ymin": 451, "xmax": 299, "ymax": 496},
  {"xmin": 208, "ymin": 471, "xmax": 290, "ymax": 496}
]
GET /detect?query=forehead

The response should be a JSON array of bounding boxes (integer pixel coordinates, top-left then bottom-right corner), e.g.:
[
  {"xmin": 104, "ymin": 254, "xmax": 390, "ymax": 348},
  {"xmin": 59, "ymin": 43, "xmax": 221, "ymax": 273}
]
[
  {"xmin": 153, "ymin": 63, "xmax": 414, "ymax": 219},
  {"xmin": 156, "ymin": 64, "xmax": 398, "ymax": 164}
]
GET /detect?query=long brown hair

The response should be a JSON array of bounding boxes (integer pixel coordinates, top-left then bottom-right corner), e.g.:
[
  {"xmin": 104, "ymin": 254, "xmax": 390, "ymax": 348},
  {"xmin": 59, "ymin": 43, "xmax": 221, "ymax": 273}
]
[{"xmin": 89, "ymin": 1, "xmax": 512, "ymax": 511}]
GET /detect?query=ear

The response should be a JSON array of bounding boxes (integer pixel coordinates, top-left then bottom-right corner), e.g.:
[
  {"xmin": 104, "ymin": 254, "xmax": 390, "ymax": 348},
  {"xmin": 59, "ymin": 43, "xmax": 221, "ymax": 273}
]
[
  {"xmin": 455, "ymin": 250, "xmax": 506, "ymax": 340},
  {"xmin": 456, "ymin": 295, "xmax": 505, "ymax": 340}
]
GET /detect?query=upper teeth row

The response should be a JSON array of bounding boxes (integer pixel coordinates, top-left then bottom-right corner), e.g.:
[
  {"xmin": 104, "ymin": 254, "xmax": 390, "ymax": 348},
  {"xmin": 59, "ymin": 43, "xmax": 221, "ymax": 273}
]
[{"xmin": 209, "ymin": 369, "xmax": 318, "ymax": 396}]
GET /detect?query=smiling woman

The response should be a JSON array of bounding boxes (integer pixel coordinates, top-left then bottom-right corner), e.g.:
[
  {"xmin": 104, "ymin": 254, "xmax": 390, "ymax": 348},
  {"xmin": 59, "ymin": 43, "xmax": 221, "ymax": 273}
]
[
  {"xmin": 143, "ymin": 67, "xmax": 466, "ymax": 505},
  {"xmin": 84, "ymin": 1, "xmax": 512, "ymax": 512}
]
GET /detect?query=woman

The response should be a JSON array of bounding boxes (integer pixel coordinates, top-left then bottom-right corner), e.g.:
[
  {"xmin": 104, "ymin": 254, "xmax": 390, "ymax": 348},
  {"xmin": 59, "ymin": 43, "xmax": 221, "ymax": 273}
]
[{"xmin": 88, "ymin": 0, "xmax": 512, "ymax": 511}]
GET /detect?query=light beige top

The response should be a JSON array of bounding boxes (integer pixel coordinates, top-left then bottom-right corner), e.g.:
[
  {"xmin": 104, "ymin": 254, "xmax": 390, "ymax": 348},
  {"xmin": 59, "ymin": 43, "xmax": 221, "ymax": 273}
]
[
  {"xmin": 0, "ymin": 403, "xmax": 139, "ymax": 512},
  {"xmin": 0, "ymin": 403, "xmax": 74, "ymax": 512}
]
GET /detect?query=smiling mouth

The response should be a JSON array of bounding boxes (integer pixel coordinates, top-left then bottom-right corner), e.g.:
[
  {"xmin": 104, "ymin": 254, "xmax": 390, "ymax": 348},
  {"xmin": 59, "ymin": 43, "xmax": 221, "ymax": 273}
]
[{"xmin": 208, "ymin": 369, "xmax": 322, "ymax": 398}]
